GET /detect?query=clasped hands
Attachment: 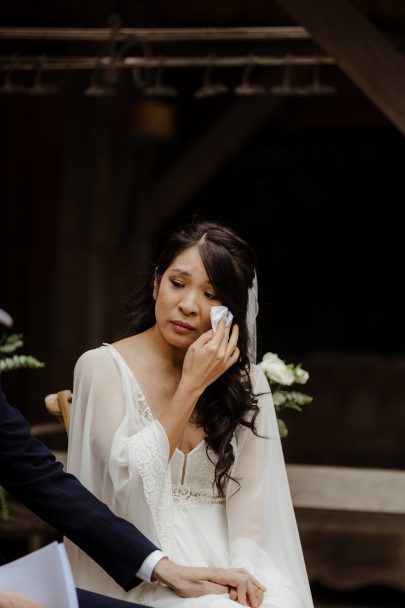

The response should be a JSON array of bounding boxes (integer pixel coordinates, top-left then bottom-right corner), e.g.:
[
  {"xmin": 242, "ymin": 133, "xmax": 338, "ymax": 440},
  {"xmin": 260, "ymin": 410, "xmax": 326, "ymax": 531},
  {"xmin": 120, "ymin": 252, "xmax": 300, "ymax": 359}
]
[
  {"xmin": 153, "ymin": 559, "xmax": 266, "ymax": 607},
  {"xmin": 0, "ymin": 562, "xmax": 266, "ymax": 608}
]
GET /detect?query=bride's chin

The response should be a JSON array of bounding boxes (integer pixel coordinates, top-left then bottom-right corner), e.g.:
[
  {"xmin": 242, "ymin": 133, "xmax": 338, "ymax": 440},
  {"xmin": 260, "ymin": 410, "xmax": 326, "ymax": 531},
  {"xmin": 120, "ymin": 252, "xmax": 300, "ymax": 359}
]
[
  {"xmin": 156, "ymin": 327, "xmax": 192, "ymax": 349},
  {"xmin": 167, "ymin": 335, "xmax": 195, "ymax": 350}
]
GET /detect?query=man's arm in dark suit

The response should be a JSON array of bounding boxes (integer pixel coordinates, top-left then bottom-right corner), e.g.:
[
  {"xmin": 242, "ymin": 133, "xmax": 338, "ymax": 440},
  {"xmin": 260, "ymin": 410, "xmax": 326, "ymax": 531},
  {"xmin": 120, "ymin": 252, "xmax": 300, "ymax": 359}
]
[{"xmin": 0, "ymin": 386, "xmax": 158, "ymax": 592}]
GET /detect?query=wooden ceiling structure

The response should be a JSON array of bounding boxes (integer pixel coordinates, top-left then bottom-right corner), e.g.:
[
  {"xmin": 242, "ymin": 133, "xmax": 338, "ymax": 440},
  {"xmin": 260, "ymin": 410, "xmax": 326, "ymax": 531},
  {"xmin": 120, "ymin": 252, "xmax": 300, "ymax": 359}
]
[
  {"xmin": 1, "ymin": 0, "xmax": 405, "ymax": 133},
  {"xmin": 2, "ymin": 1, "xmax": 405, "ymax": 228},
  {"xmin": 276, "ymin": 0, "xmax": 405, "ymax": 136}
]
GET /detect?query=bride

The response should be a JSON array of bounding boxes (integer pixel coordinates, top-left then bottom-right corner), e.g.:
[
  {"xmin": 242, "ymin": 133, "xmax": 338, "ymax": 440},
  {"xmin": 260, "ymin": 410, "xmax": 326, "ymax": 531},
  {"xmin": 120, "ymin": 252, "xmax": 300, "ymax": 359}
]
[{"xmin": 65, "ymin": 220, "xmax": 314, "ymax": 608}]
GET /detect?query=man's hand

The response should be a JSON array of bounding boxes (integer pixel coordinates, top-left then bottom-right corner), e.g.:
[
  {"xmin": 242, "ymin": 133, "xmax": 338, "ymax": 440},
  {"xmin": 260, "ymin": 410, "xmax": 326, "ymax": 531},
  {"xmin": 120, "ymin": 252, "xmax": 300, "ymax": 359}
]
[
  {"xmin": 152, "ymin": 559, "xmax": 228, "ymax": 597},
  {"xmin": 152, "ymin": 559, "xmax": 266, "ymax": 607},
  {"xmin": 0, "ymin": 592, "xmax": 44, "ymax": 608}
]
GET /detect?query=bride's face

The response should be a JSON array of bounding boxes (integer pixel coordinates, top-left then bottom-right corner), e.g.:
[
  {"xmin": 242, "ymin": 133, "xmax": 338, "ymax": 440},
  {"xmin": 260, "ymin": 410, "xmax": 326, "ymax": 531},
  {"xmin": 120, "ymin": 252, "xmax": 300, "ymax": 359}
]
[{"xmin": 154, "ymin": 245, "xmax": 222, "ymax": 349}]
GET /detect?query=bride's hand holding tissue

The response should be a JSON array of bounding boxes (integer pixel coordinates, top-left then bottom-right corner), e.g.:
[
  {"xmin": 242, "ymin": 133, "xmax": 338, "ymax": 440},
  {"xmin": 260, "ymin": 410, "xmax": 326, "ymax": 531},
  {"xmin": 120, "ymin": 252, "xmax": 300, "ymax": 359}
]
[{"xmin": 181, "ymin": 315, "xmax": 239, "ymax": 395}]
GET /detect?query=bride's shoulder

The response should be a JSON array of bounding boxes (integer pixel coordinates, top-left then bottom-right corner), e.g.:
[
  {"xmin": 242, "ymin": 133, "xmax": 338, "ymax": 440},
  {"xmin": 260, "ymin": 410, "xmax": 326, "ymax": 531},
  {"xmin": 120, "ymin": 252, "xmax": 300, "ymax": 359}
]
[
  {"xmin": 112, "ymin": 334, "xmax": 144, "ymax": 353},
  {"xmin": 74, "ymin": 344, "xmax": 115, "ymax": 375}
]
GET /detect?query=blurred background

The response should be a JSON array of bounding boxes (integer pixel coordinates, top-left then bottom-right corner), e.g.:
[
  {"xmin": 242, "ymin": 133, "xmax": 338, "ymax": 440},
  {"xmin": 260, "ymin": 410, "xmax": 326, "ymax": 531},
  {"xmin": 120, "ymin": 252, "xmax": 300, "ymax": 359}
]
[{"xmin": 1, "ymin": 1, "xmax": 405, "ymax": 606}]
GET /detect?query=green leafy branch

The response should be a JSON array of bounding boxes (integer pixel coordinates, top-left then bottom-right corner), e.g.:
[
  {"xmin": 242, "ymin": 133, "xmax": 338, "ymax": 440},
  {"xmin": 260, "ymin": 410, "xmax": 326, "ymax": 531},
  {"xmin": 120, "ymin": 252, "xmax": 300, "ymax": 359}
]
[{"xmin": 0, "ymin": 333, "xmax": 44, "ymax": 373}]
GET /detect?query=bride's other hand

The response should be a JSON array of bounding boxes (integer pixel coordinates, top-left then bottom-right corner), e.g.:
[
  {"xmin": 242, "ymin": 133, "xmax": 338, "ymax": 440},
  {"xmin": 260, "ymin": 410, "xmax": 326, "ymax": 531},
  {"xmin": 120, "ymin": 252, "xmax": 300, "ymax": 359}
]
[
  {"xmin": 222, "ymin": 568, "xmax": 265, "ymax": 607},
  {"xmin": 212, "ymin": 567, "xmax": 265, "ymax": 607},
  {"xmin": 181, "ymin": 317, "xmax": 240, "ymax": 395},
  {"xmin": 229, "ymin": 585, "xmax": 264, "ymax": 607}
]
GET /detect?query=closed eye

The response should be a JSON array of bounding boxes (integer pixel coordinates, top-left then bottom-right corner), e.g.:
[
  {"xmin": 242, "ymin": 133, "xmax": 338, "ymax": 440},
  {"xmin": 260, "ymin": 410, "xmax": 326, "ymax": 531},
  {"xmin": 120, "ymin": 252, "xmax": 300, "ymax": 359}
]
[
  {"xmin": 204, "ymin": 291, "xmax": 218, "ymax": 300},
  {"xmin": 171, "ymin": 279, "xmax": 184, "ymax": 288}
]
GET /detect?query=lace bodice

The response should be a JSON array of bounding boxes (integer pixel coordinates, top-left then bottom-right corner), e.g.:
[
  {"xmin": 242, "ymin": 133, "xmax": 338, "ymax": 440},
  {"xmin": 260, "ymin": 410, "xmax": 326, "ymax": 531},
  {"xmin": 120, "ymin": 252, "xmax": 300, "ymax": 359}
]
[{"xmin": 171, "ymin": 443, "xmax": 225, "ymax": 504}]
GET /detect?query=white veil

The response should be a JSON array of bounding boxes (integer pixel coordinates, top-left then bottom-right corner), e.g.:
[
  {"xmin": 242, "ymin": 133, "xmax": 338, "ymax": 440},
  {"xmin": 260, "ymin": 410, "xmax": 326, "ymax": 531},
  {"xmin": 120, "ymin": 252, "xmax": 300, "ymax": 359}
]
[
  {"xmin": 246, "ymin": 272, "xmax": 259, "ymax": 364},
  {"xmin": 225, "ymin": 270, "xmax": 314, "ymax": 608}
]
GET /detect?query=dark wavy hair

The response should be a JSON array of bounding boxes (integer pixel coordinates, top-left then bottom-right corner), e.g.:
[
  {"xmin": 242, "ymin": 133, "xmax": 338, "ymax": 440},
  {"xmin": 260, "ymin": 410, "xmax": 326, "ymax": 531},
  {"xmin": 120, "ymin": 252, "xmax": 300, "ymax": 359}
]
[{"xmin": 124, "ymin": 220, "xmax": 260, "ymax": 496}]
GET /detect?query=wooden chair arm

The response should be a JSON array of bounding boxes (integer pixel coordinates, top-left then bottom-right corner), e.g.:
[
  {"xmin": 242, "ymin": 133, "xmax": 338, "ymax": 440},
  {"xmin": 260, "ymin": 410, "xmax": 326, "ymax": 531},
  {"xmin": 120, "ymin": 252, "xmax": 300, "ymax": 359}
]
[{"xmin": 45, "ymin": 390, "xmax": 72, "ymax": 436}]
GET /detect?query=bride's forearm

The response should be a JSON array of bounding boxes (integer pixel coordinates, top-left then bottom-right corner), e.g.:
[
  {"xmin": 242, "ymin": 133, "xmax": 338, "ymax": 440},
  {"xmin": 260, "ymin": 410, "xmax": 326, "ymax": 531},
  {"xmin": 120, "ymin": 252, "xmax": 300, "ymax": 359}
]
[
  {"xmin": 157, "ymin": 379, "xmax": 201, "ymax": 457},
  {"xmin": 157, "ymin": 320, "xmax": 238, "ymax": 457}
]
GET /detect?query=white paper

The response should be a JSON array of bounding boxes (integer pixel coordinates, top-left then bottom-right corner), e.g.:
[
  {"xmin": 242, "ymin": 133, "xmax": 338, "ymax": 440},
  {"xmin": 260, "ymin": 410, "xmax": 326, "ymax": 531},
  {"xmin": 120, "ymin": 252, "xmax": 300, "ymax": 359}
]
[{"xmin": 0, "ymin": 542, "xmax": 78, "ymax": 608}]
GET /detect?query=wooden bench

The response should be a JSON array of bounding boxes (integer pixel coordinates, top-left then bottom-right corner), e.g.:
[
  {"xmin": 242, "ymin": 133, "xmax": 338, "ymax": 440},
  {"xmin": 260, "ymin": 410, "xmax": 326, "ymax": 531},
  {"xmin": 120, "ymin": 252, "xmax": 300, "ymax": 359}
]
[{"xmin": 287, "ymin": 464, "xmax": 405, "ymax": 591}]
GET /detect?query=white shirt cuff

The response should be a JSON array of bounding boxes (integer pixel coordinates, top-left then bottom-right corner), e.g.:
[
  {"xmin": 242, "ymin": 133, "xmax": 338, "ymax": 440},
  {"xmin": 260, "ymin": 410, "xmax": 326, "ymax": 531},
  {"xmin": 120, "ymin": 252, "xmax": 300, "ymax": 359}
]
[{"xmin": 136, "ymin": 550, "xmax": 166, "ymax": 582}]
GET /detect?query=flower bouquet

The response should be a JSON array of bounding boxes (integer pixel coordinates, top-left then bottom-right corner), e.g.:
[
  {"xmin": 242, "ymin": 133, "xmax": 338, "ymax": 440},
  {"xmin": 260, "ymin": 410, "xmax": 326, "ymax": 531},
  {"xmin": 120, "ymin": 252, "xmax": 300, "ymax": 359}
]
[{"xmin": 259, "ymin": 352, "xmax": 313, "ymax": 438}]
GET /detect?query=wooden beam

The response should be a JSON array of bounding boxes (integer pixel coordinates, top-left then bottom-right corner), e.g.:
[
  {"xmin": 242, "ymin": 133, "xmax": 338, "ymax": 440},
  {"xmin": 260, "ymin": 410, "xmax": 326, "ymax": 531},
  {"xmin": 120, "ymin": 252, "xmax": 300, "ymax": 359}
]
[{"xmin": 276, "ymin": 0, "xmax": 405, "ymax": 135}]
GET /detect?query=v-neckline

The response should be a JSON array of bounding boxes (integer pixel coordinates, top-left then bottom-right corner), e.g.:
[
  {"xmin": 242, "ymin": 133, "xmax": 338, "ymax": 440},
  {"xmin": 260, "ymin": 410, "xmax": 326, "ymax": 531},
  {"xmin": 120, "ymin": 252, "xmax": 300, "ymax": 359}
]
[
  {"xmin": 104, "ymin": 342, "xmax": 154, "ymax": 414},
  {"xmin": 104, "ymin": 342, "xmax": 206, "ymax": 456},
  {"xmin": 175, "ymin": 439, "xmax": 205, "ymax": 457}
]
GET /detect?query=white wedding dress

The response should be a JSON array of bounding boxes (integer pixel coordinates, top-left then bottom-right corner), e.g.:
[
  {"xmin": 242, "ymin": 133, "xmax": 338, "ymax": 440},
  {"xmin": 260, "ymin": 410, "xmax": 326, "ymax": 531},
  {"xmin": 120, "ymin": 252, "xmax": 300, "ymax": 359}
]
[{"xmin": 65, "ymin": 344, "xmax": 313, "ymax": 608}]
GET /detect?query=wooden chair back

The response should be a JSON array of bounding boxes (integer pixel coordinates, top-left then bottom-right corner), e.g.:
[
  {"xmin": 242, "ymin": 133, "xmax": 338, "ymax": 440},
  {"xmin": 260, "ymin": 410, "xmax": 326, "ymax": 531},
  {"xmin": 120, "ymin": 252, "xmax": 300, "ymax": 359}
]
[{"xmin": 45, "ymin": 390, "xmax": 72, "ymax": 436}]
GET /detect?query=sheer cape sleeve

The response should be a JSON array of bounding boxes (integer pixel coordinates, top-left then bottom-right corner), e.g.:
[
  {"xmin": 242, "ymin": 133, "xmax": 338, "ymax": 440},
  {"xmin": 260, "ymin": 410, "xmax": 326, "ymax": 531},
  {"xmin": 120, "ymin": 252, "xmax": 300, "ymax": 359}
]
[
  {"xmin": 226, "ymin": 365, "xmax": 313, "ymax": 608},
  {"xmin": 67, "ymin": 345, "xmax": 173, "ymax": 555}
]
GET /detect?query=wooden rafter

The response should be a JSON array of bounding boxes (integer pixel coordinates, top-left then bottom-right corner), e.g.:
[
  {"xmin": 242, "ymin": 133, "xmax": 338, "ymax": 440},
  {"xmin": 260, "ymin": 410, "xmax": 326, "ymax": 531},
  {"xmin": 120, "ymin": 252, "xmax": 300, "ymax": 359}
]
[{"xmin": 276, "ymin": 0, "xmax": 405, "ymax": 135}]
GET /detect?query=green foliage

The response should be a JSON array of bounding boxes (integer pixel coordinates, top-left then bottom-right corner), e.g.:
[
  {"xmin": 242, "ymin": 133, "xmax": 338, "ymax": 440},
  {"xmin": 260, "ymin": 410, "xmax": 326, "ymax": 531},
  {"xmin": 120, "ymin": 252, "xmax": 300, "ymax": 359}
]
[
  {"xmin": 0, "ymin": 354, "xmax": 45, "ymax": 372},
  {"xmin": 0, "ymin": 332, "xmax": 24, "ymax": 353},
  {"xmin": 0, "ymin": 333, "xmax": 44, "ymax": 374}
]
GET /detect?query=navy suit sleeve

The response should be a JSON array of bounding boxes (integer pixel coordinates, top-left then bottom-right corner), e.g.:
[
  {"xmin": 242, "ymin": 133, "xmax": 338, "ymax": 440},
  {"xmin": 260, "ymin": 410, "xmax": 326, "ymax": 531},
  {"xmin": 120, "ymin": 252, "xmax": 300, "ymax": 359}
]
[{"xmin": 0, "ymin": 387, "xmax": 159, "ymax": 591}]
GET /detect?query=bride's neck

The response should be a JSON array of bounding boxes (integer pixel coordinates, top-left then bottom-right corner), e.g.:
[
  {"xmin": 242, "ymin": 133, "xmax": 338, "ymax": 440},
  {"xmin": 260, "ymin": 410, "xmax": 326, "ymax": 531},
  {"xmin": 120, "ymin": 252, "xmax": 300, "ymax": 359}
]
[{"xmin": 144, "ymin": 325, "xmax": 185, "ymax": 371}]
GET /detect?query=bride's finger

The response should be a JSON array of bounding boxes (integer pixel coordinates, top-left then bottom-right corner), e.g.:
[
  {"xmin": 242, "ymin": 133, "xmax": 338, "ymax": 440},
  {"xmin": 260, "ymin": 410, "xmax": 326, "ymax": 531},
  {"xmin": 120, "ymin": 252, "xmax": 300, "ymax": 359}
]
[
  {"xmin": 225, "ymin": 324, "xmax": 239, "ymax": 359},
  {"xmin": 251, "ymin": 576, "xmax": 266, "ymax": 592},
  {"xmin": 255, "ymin": 589, "xmax": 264, "ymax": 607},
  {"xmin": 236, "ymin": 584, "xmax": 248, "ymax": 606},
  {"xmin": 225, "ymin": 346, "xmax": 240, "ymax": 370},
  {"xmin": 246, "ymin": 579, "xmax": 259, "ymax": 608},
  {"xmin": 235, "ymin": 570, "xmax": 266, "ymax": 593},
  {"xmin": 190, "ymin": 328, "xmax": 213, "ymax": 350}
]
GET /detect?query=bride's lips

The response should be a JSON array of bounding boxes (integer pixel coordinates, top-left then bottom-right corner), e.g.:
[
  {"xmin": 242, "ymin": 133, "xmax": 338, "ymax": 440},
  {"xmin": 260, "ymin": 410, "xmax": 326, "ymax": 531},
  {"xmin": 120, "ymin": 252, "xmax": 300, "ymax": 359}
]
[{"xmin": 170, "ymin": 320, "xmax": 196, "ymax": 333}]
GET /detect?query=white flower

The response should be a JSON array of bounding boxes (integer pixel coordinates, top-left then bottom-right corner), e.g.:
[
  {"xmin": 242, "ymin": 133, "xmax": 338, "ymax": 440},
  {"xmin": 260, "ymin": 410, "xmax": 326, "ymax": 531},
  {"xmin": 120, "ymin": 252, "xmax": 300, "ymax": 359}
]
[
  {"xmin": 293, "ymin": 366, "xmax": 309, "ymax": 385},
  {"xmin": 259, "ymin": 352, "xmax": 295, "ymax": 386}
]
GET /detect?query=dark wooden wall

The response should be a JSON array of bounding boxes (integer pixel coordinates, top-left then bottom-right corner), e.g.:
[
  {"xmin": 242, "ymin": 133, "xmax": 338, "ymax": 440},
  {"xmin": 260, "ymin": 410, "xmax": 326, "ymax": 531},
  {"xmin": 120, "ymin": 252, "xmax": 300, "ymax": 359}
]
[{"xmin": 1, "ymin": 2, "xmax": 405, "ymax": 474}]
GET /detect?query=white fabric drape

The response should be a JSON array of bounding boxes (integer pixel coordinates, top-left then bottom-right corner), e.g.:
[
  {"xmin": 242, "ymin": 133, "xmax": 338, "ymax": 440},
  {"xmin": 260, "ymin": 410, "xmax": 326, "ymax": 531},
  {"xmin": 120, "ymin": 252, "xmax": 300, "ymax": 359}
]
[
  {"xmin": 226, "ymin": 368, "xmax": 312, "ymax": 608},
  {"xmin": 65, "ymin": 344, "xmax": 313, "ymax": 608}
]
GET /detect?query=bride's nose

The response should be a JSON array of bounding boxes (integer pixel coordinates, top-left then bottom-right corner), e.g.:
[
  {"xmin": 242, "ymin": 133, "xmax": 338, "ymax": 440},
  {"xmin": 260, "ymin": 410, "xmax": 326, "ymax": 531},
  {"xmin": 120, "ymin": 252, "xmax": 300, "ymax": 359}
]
[{"xmin": 178, "ymin": 291, "xmax": 198, "ymax": 316}]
